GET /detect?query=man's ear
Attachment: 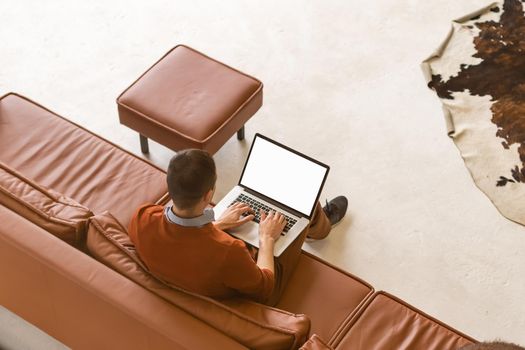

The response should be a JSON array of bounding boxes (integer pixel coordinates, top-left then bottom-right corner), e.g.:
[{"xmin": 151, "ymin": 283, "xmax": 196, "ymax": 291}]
[{"xmin": 204, "ymin": 188, "xmax": 214, "ymax": 203}]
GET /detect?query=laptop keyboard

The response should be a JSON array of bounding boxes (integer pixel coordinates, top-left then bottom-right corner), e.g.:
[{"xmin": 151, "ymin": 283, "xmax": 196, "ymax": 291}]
[{"xmin": 231, "ymin": 193, "xmax": 297, "ymax": 235}]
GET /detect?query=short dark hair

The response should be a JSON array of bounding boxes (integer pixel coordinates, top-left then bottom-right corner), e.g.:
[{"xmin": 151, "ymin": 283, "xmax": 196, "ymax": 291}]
[
  {"xmin": 167, "ymin": 149, "xmax": 217, "ymax": 210},
  {"xmin": 460, "ymin": 342, "xmax": 525, "ymax": 350}
]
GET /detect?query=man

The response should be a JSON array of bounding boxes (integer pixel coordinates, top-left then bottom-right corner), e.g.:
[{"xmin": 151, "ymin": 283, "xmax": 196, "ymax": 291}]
[{"xmin": 129, "ymin": 149, "xmax": 347, "ymax": 305}]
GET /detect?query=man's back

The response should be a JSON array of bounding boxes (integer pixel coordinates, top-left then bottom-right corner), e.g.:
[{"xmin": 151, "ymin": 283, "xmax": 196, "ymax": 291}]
[{"xmin": 128, "ymin": 204, "xmax": 274, "ymax": 302}]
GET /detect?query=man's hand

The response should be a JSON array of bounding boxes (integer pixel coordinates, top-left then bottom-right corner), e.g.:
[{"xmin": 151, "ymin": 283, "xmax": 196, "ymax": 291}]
[
  {"xmin": 214, "ymin": 202, "xmax": 255, "ymax": 231},
  {"xmin": 255, "ymin": 210, "xmax": 286, "ymax": 276},
  {"xmin": 258, "ymin": 210, "xmax": 286, "ymax": 244}
]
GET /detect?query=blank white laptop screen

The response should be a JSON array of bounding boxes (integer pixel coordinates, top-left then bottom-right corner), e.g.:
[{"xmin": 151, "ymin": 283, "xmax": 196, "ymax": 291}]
[{"xmin": 239, "ymin": 135, "xmax": 329, "ymax": 218}]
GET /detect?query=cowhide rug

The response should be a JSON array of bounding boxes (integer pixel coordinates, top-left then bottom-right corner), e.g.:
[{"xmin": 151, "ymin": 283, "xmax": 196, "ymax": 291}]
[{"xmin": 422, "ymin": 0, "xmax": 525, "ymax": 225}]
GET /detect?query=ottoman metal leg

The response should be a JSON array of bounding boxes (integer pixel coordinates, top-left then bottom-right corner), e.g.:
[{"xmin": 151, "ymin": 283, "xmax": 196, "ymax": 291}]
[
  {"xmin": 237, "ymin": 126, "xmax": 245, "ymax": 141},
  {"xmin": 140, "ymin": 134, "xmax": 149, "ymax": 153}
]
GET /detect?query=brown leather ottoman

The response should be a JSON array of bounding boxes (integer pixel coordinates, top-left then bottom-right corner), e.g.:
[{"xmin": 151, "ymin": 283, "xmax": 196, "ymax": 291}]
[{"xmin": 117, "ymin": 45, "xmax": 263, "ymax": 154}]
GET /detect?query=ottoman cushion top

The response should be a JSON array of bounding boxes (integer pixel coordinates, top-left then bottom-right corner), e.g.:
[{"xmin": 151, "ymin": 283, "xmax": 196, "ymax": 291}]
[{"xmin": 118, "ymin": 45, "xmax": 262, "ymax": 142}]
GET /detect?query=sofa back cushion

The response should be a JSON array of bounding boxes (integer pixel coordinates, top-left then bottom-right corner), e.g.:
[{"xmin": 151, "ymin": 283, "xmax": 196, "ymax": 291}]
[
  {"xmin": 0, "ymin": 162, "xmax": 93, "ymax": 247},
  {"xmin": 86, "ymin": 211, "xmax": 310, "ymax": 350}
]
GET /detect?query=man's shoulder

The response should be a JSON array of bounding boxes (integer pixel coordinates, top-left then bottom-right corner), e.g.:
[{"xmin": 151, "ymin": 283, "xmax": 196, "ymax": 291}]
[
  {"xmin": 129, "ymin": 203, "xmax": 164, "ymax": 231},
  {"xmin": 134, "ymin": 203, "xmax": 164, "ymax": 217}
]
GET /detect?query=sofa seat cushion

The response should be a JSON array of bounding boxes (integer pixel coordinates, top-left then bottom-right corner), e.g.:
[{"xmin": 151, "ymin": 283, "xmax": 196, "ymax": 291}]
[
  {"xmin": 335, "ymin": 292, "xmax": 475, "ymax": 349},
  {"xmin": 276, "ymin": 253, "xmax": 374, "ymax": 344},
  {"xmin": 86, "ymin": 212, "xmax": 310, "ymax": 350},
  {"xmin": 0, "ymin": 162, "xmax": 92, "ymax": 247},
  {"xmin": 0, "ymin": 93, "xmax": 169, "ymax": 226}
]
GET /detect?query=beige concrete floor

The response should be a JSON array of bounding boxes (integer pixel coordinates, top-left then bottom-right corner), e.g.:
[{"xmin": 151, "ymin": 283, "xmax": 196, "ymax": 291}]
[
  {"xmin": 0, "ymin": 306, "xmax": 69, "ymax": 350},
  {"xmin": 2, "ymin": 0, "xmax": 524, "ymax": 345}
]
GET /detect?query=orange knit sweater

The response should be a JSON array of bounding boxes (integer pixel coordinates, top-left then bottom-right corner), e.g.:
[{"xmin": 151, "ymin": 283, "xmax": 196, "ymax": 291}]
[{"xmin": 128, "ymin": 204, "xmax": 274, "ymax": 302}]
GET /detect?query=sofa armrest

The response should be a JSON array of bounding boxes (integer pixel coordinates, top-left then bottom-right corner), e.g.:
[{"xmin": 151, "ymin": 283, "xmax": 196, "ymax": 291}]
[{"xmin": 0, "ymin": 205, "xmax": 244, "ymax": 349}]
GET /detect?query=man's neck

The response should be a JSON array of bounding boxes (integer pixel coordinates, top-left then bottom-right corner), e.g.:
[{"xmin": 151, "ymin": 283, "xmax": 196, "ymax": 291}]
[{"xmin": 171, "ymin": 205, "xmax": 204, "ymax": 219}]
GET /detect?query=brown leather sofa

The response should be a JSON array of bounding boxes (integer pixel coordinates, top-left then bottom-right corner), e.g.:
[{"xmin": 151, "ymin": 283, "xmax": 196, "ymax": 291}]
[{"xmin": 0, "ymin": 92, "xmax": 477, "ymax": 349}]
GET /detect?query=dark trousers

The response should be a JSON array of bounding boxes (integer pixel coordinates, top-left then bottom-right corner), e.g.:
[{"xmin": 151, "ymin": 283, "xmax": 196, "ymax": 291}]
[{"xmin": 266, "ymin": 202, "xmax": 331, "ymax": 306}]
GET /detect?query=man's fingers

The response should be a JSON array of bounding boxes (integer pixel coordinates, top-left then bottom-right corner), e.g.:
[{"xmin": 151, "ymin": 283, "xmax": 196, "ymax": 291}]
[
  {"xmin": 231, "ymin": 202, "xmax": 252, "ymax": 211},
  {"xmin": 240, "ymin": 214, "xmax": 255, "ymax": 223},
  {"xmin": 260, "ymin": 209, "xmax": 267, "ymax": 221},
  {"xmin": 238, "ymin": 204, "xmax": 253, "ymax": 213}
]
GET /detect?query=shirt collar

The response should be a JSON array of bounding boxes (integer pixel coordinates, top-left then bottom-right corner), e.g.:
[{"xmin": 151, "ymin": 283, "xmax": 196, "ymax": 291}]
[{"xmin": 164, "ymin": 205, "xmax": 215, "ymax": 228}]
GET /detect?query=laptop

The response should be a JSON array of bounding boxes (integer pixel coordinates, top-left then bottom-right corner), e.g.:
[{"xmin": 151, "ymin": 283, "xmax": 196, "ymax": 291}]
[{"xmin": 214, "ymin": 133, "xmax": 329, "ymax": 257}]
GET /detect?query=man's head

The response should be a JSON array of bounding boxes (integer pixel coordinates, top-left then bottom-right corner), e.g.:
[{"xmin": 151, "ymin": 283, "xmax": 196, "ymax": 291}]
[{"xmin": 167, "ymin": 149, "xmax": 217, "ymax": 211}]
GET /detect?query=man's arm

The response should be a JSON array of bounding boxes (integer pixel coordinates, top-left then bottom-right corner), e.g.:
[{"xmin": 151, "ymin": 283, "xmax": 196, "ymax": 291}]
[
  {"xmin": 221, "ymin": 239, "xmax": 275, "ymax": 302},
  {"xmin": 220, "ymin": 210, "xmax": 285, "ymax": 303}
]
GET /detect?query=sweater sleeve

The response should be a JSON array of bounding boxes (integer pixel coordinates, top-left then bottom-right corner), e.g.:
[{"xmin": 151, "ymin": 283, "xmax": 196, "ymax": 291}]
[{"xmin": 221, "ymin": 240, "xmax": 275, "ymax": 303}]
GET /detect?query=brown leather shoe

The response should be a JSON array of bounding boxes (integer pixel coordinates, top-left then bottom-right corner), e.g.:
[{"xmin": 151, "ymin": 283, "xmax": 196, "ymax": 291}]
[{"xmin": 323, "ymin": 196, "xmax": 348, "ymax": 226}]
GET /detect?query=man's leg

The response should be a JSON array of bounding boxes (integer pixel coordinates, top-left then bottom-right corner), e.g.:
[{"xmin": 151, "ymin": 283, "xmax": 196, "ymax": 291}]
[
  {"xmin": 305, "ymin": 202, "xmax": 332, "ymax": 240},
  {"xmin": 266, "ymin": 202, "xmax": 332, "ymax": 306},
  {"xmin": 267, "ymin": 227, "xmax": 308, "ymax": 306}
]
